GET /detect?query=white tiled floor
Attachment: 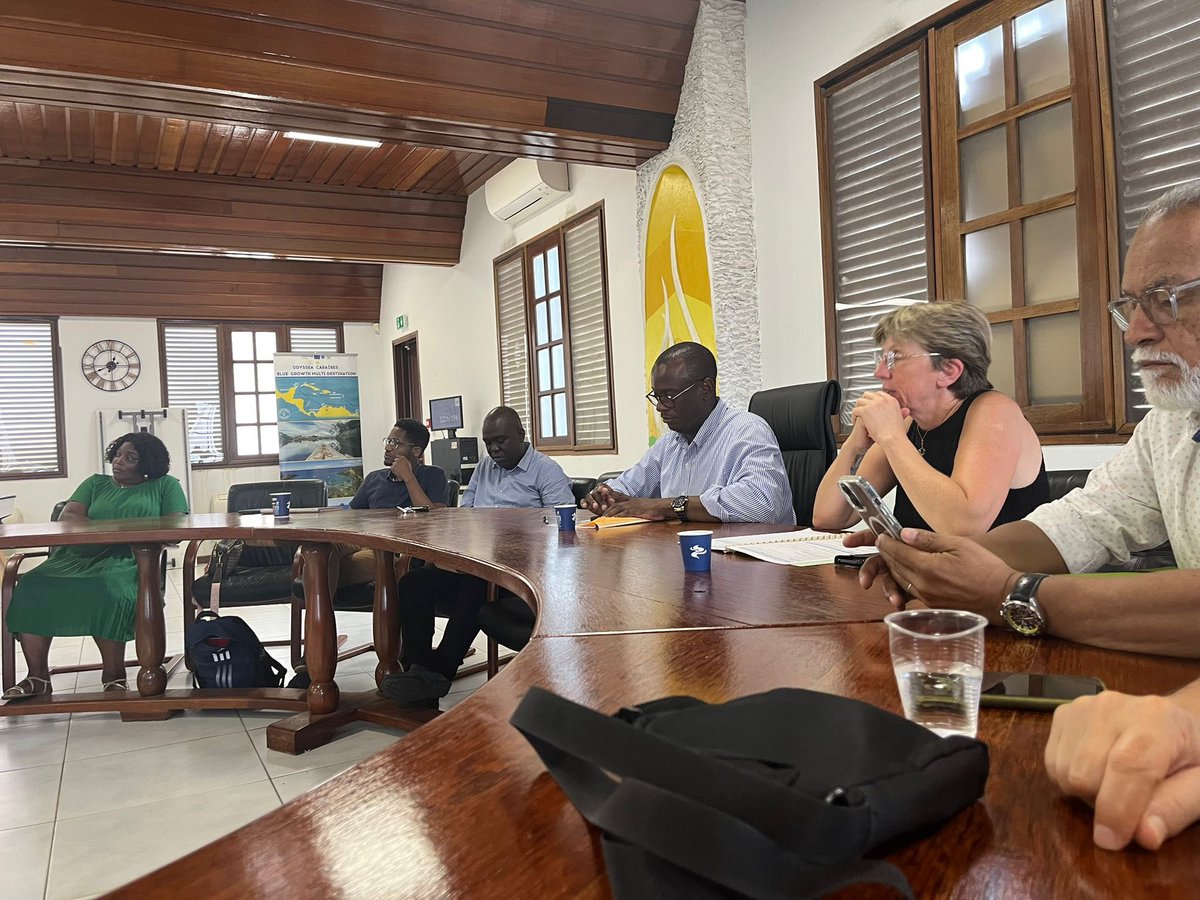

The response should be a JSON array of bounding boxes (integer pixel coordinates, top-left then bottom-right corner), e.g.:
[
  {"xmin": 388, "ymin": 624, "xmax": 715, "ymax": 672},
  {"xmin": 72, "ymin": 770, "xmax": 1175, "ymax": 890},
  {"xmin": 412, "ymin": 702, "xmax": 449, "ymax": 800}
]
[{"xmin": 0, "ymin": 567, "xmax": 489, "ymax": 899}]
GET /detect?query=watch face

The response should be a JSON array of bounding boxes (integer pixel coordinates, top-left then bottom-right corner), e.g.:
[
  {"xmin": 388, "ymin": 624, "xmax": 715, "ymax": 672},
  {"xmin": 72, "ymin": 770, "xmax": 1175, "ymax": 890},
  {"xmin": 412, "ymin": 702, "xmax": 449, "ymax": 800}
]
[
  {"xmin": 82, "ymin": 339, "xmax": 141, "ymax": 392},
  {"xmin": 1001, "ymin": 599, "xmax": 1045, "ymax": 637}
]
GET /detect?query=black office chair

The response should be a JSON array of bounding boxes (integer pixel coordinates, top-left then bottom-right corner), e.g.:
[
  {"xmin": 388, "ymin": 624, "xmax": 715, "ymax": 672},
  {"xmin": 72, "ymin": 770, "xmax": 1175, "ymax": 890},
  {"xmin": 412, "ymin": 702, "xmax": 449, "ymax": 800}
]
[
  {"xmin": 183, "ymin": 479, "xmax": 327, "ymax": 668},
  {"xmin": 596, "ymin": 470, "xmax": 624, "ymax": 484},
  {"xmin": 445, "ymin": 478, "xmax": 461, "ymax": 508},
  {"xmin": 569, "ymin": 477, "xmax": 597, "ymax": 505},
  {"xmin": 1046, "ymin": 469, "xmax": 1089, "ymax": 501},
  {"xmin": 2, "ymin": 500, "xmax": 176, "ymax": 692},
  {"xmin": 748, "ymin": 381, "xmax": 841, "ymax": 527}
]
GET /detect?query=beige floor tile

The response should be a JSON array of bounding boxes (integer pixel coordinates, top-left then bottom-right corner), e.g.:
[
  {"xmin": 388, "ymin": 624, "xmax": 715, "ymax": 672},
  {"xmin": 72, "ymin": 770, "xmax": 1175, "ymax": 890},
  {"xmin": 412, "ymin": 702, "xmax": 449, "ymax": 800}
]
[
  {"xmin": 249, "ymin": 721, "xmax": 403, "ymax": 778},
  {"xmin": 58, "ymin": 730, "xmax": 266, "ymax": 820},
  {"xmin": 272, "ymin": 760, "xmax": 358, "ymax": 803},
  {"xmin": 65, "ymin": 710, "xmax": 245, "ymax": 762},
  {"xmin": 0, "ymin": 718, "xmax": 69, "ymax": 772},
  {"xmin": 46, "ymin": 779, "xmax": 281, "ymax": 900},
  {"xmin": 0, "ymin": 764, "xmax": 62, "ymax": 830},
  {"xmin": 0, "ymin": 822, "xmax": 54, "ymax": 900}
]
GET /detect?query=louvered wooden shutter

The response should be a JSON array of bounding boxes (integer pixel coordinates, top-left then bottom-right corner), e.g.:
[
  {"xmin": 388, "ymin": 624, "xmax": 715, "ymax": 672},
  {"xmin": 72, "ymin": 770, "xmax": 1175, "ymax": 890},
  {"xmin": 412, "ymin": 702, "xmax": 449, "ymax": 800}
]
[
  {"xmin": 495, "ymin": 251, "xmax": 531, "ymax": 430},
  {"xmin": 0, "ymin": 320, "xmax": 62, "ymax": 475},
  {"xmin": 563, "ymin": 211, "xmax": 614, "ymax": 448},
  {"xmin": 287, "ymin": 326, "xmax": 341, "ymax": 354},
  {"xmin": 825, "ymin": 48, "xmax": 931, "ymax": 427},
  {"xmin": 162, "ymin": 324, "xmax": 223, "ymax": 464},
  {"xmin": 1107, "ymin": 1, "xmax": 1200, "ymax": 423}
]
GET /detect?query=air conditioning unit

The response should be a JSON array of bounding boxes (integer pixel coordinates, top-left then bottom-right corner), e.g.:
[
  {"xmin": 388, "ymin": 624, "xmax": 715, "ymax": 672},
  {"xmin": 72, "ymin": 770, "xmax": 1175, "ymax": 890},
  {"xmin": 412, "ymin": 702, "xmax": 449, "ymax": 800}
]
[{"xmin": 485, "ymin": 159, "xmax": 570, "ymax": 225}]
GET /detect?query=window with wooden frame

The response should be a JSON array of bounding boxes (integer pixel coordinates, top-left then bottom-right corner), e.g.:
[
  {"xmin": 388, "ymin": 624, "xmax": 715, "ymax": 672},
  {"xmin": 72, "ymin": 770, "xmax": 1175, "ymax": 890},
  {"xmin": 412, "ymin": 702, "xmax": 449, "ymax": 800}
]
[
  {"xmin": 160, "ymin": 321, "xmax": 341, "ymax": 466},
  {"xmin": 818, "ymin": 0, "xmax": 1200, "ymax": 440},
  {"xmin": 493, "ymin": 205, "xmax": 616, "ymax": 452},
  {"xmin": 0, "ymin": 318, "xmax": 64, "ymax": 478}
]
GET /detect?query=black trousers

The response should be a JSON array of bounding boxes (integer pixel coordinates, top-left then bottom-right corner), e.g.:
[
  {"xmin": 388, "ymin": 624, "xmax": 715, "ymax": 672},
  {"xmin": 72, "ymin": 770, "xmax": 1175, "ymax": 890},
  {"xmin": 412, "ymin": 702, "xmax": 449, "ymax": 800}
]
[{"xmin": 398, "ymin": 565, "xmax": 489, "ymax": 680}]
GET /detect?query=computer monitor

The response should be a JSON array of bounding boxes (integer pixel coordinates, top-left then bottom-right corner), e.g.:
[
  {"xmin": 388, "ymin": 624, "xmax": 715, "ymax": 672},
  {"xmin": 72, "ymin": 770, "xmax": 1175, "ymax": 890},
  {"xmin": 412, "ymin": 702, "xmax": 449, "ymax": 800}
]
[{"xmin": 429, "ymin": 395, "xmax": 465, "ymax": 437}]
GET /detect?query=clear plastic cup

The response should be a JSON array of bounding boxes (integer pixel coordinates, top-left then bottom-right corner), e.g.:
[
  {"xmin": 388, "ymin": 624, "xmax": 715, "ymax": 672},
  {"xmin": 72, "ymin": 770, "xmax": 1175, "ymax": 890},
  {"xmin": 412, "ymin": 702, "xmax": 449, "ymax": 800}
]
[{"xmin": 884, "ymin": 609, "xmax": 987, "ymax": 738}]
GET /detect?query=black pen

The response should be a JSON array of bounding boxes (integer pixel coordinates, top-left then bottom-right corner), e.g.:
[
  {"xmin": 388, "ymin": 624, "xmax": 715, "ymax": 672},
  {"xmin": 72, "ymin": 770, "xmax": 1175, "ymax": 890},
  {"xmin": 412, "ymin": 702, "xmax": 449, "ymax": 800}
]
[{"xmin": 833, "ymin": 554, "xmax": 869, "ymax": 569}]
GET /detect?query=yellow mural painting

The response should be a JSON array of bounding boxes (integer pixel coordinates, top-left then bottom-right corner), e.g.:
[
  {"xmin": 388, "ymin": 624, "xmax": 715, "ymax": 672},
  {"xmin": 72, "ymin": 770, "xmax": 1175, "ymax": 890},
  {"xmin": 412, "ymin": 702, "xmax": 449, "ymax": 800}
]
[{"xmin": 643, "ymin": 164, "xmax": 716, "ymax": 444}]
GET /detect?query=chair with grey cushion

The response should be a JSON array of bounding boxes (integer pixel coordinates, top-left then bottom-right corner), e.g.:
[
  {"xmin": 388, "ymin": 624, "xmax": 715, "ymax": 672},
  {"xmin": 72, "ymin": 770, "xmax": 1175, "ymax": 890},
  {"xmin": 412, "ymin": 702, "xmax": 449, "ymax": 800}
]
[
  {"xmin": 596, "ymin": 470, "xmax": 624, "ymax": 484},
  {"xmin": 748, "ymin": 381, "xmax": 841, "ymax": 527}
]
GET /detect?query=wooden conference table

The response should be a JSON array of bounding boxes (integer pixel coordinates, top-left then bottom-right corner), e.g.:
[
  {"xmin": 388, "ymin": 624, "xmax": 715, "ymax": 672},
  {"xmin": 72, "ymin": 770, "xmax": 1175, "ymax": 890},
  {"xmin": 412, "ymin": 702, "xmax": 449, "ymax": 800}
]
[{"xmin": 2, "ymin": 508, "xmax": 1197, "ymax": 897}]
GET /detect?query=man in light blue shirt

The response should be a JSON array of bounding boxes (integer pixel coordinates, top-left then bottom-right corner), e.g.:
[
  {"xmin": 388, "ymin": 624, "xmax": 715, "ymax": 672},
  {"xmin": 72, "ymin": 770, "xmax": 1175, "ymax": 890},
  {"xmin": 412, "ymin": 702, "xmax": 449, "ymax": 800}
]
[
  {"xmin": 381, "ymin": 407, "xmax": 572, "ymax": 707},
  {"xmin": 582, "ymin": 342, "xmax": 794, "ymax": 525},
  {"xmin": 461, "ymin": 407, "xmax": 575, "ymax": 509}
]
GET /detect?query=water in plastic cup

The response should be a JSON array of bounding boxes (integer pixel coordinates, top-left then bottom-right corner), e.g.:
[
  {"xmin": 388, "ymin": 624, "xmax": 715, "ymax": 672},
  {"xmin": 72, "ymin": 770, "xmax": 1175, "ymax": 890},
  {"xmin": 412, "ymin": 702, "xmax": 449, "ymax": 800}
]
[
  {"xmin": 554, "ymin": 504, "xmax": 576, "ymax": 531},
  {"xmin": 885, "ymin": 609, "xmax": 987, "ymax": 738},
  {"xmin": 269, "ymin": 492, "xmax": 292, "ymax": 519},
  {"xmin": 679, "ymin": 530, "xmax": 713, "ymax": 573}
]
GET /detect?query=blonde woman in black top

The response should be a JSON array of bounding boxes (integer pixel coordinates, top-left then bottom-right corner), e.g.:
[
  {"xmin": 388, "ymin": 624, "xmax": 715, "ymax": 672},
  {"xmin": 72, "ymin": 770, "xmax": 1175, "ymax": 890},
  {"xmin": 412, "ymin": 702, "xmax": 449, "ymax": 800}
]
[{"xmin": 813, "ymin": 302, "xmax": 1047, "ymax": 536}]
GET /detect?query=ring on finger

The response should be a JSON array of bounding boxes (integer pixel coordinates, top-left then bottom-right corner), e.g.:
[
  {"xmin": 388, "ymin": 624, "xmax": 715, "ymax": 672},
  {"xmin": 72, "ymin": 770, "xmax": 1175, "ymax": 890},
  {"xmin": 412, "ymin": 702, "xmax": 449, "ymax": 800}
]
[{"xmin": 905, "ymin": 581, "xmax": 914, "ymax": 594}]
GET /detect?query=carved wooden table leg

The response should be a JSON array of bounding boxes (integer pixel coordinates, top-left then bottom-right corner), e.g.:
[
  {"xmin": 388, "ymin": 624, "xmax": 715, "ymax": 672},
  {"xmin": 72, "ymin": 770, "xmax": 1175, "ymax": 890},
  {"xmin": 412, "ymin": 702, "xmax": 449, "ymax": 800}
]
[
  {"xmin": 300, "ymin": 542, "xmax": 338, "ymax": 715},
  {"xmin": 132, "ymin": 543, "xmax": 167, "ymax": 696},
  {"xmin": 373, "ymin": 549, "xmax": 401, "ymax": 686}
]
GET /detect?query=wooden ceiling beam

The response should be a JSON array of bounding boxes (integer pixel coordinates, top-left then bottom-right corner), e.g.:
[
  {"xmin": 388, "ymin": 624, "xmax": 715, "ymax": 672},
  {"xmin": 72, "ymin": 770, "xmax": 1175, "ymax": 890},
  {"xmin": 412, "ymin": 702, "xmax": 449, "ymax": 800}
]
[{"xmin": 0, "ymin": 161, "xmax": 466, "ymax": 264}]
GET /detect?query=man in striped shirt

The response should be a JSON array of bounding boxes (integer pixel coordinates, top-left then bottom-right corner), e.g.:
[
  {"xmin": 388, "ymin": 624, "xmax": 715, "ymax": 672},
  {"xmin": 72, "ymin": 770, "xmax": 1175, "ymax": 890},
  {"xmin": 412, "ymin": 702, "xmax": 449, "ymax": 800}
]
[{"xmin": 581, "ymin": 342, "xmax": 795, "ymax": 525}]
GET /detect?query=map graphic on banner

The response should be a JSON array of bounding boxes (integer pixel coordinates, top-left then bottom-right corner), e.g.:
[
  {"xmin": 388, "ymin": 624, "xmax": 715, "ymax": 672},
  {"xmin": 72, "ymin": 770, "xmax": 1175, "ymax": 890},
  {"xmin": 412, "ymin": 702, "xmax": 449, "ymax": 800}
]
[{"xmin": 275, "ymin": 353, "xmax": 363, "ymax": 505}]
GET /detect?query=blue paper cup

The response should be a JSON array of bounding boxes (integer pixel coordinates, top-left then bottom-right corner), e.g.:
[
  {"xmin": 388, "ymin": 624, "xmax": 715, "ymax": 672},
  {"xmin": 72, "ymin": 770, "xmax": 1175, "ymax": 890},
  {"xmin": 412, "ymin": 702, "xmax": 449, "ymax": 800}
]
[
  {"xmin": 554, "ymin": 504, "xmax": 577, "ymax": 531},
  {"xmin": 679, "ymin": 530, "xmax": 713, "ymax": 572},
  {"xmin": 269, "ymin": 492, "xmax": 292, "ymax": 519}
]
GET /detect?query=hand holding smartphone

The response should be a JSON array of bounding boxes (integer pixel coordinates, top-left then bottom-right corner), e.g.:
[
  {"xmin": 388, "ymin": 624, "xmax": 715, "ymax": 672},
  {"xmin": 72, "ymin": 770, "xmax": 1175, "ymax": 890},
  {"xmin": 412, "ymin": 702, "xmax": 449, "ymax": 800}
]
[{"xmin": 837, "ymin": 476, "xmax": 903, "ymax": 540}]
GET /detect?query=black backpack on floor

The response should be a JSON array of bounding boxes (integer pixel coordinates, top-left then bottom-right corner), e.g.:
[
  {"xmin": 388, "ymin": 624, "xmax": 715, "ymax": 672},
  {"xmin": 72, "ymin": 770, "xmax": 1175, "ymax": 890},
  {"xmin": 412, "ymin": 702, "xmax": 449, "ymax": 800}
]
[
  {"xmin": 186, "ymin": 610, "xmax": 287, "ymax": 689},
  {"xmin": 511, "ymin": 686, "xmax": 990, "ymax": 899}
]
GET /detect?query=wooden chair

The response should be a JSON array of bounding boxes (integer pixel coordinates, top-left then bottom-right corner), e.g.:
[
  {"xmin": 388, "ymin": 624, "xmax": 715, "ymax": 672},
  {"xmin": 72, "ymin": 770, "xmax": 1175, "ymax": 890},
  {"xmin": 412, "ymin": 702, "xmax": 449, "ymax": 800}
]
[{"xmin": 1, "ymin": 501, "xmax": 178, "ymax": 692}]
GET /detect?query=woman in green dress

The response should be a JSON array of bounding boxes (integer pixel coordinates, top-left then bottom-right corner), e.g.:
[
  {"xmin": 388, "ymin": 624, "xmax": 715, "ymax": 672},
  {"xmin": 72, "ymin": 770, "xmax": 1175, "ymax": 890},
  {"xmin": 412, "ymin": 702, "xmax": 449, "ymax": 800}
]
[{"xmin": 3, "ymin": 432, "xmax": 189, "ymax": 699}]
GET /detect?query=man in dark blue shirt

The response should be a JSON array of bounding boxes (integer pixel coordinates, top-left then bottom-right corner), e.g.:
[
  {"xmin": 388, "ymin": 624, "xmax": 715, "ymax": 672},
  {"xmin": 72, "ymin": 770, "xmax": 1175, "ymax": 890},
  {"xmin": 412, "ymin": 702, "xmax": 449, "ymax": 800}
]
[{"xmin": 331, "ymin": 419, "xmax": 448, "ymax": 590}]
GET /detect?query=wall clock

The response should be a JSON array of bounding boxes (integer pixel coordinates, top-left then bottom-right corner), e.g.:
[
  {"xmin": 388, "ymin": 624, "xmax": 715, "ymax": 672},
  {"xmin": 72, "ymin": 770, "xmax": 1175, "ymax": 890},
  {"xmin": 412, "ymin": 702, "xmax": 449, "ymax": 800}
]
[{"xmin": 81, "ymin": 339, "xmax": 141, "ymax": 392}]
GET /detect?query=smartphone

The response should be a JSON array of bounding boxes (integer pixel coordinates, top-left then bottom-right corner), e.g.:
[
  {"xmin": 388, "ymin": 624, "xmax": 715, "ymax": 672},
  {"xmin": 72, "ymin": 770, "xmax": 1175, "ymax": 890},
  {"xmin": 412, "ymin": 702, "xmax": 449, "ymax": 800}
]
[
  {"xmin": 979, "ymin": 672, "xmax": 1105, "ymax": 710},
  {"xmin": 837, "ymin": 476, "xmax": 903, "ymax": 540}
]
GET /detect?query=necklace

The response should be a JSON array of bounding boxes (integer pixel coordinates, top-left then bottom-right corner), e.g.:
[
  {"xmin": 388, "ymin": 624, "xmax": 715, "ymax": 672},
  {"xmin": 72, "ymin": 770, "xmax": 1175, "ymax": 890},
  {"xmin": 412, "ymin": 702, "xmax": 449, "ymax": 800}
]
[
  {"xmin": 912, "ymin": 398, "xmax": 965, "ymax": 457},
  {"xmin": 914, "ymin": 425, "xmax": 929, "ymax": 456}
]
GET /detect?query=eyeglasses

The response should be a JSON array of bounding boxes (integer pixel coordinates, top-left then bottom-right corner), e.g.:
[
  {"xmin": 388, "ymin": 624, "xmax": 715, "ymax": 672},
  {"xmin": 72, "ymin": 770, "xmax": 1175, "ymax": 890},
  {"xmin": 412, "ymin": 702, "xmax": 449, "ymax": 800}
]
[
  {"xmin": 382, "ymin": 438, "xmax": 412, "ymax": 449},
  {"xmin": 645, "ymin": 379, "xmax": 702, "ymax": 409},
  {"xmin": 872, "ymin": 350, "xmax": 942, "ymax": 371},
  {"xmin": 1108, "ymin": 277, "xmax": 1200, "ymax": 331}
]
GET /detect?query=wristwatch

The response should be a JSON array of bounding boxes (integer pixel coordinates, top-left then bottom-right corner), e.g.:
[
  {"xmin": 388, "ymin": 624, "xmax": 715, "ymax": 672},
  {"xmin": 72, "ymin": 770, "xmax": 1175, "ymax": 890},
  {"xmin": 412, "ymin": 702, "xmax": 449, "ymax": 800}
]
[
  {"xmin": 999, "ymin": 573, "xmax": 1049, "ymax": 637},
  {"xmin": 671, "ymin": 495, "xmax": 689, "ymax": 523}
]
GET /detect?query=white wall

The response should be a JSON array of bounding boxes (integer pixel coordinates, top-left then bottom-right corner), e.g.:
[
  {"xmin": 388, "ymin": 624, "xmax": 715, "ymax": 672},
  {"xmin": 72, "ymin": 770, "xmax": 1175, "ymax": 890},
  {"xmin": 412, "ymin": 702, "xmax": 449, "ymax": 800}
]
[
  {"xmin": 379, "ymin": 163, "xmax": 650, "ymax": 477},
  {"xmin": 744, "ymin": 0, "xmax": 1123, "ymax": 471},
  {"xmin": 5, "ymin": 319, "xmax": 385, "ymax": 523}
]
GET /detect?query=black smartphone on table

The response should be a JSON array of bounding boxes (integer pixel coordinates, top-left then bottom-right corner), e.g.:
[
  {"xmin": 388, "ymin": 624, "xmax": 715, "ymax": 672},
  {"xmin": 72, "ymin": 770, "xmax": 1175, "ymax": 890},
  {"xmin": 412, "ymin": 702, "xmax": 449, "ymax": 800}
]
[{"xmin": 979, "ymin": 672, "xmax": 1105, "ymax": 710}]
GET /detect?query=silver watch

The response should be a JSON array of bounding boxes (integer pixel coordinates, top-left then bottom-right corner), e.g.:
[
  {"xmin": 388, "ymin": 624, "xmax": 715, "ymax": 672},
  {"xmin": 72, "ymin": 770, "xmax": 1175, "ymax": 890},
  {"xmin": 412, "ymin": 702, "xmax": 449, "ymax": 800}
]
[{"xmin": 999, "ymin": 573, "xmax": 1049, "ymax": 637}]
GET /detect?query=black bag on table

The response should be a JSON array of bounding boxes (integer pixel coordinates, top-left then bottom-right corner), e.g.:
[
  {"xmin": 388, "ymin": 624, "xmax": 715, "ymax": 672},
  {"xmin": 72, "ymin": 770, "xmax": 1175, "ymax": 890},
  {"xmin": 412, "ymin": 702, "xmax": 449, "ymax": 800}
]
[{"xmin": 510, "ymin": 686, "xmax": 989, "ymax": 899}]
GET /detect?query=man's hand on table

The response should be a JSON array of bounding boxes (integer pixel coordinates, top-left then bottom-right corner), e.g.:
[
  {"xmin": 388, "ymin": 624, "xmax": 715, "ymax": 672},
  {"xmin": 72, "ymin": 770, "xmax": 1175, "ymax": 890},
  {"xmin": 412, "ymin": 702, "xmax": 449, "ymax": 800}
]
[
  {"xmin": 846, "ymin": 527, "xmax": 1019, "ymax": 621},
  {"xmin": 1045, "ymin": 690, "xmax": 1200, "ymax": 851},
  {"xmin": 580, "ymin": 483, "xmax": 632, "ymax": 515},
  {"xmin": 600, "ymin": 497, "xmax": 674, "ymax": 521}
]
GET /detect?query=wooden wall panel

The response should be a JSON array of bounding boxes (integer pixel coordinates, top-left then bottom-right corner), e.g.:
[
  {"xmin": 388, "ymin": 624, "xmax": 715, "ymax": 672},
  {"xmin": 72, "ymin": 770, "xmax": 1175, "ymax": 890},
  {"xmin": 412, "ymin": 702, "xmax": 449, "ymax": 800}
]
[
  {"xmin": 0, "ymin": 161, "xmax": 466, "ymax": 263},
  {"xmin": 0, "ymin": 247, "xmax": 382, "ymax": 323}
]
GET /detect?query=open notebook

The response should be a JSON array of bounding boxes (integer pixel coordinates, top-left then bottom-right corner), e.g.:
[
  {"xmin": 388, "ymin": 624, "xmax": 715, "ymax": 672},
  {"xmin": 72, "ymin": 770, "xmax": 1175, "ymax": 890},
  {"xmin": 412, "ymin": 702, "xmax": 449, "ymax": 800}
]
[{"xmin": 711, "ymin": 529, "xmax": 875, "ymax": 567}]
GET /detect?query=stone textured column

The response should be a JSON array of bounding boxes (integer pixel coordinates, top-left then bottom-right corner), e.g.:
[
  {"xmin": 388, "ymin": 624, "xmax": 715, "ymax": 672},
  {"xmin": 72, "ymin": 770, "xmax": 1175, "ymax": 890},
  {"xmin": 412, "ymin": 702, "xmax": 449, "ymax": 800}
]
[{"xmin": 637, "ymin": 0, "xmax": 761, "ymax": 410}]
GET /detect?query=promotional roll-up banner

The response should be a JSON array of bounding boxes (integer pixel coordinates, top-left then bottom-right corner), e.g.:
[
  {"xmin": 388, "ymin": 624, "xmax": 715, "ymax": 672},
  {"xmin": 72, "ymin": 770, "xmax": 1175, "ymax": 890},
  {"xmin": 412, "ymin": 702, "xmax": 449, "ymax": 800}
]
[{"xmin": 275, "ymin": 353, "xmax": 363, "ymax": 506}]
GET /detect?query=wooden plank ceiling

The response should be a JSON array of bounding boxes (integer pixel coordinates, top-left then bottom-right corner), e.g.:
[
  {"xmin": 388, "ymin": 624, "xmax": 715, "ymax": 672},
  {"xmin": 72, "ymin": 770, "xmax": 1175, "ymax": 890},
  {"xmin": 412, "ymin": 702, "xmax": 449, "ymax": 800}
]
[{"xmin": 0, "ymin": 1, "xmax": 699, "ymax": 270}]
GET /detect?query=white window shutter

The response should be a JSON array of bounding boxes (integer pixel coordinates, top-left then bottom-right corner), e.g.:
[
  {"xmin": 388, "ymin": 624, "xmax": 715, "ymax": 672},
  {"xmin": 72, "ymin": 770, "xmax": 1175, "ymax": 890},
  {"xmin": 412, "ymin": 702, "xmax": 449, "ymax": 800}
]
[
  {"xmin": 162, "ymin": 324, "xmax": 223, "ymax": 464},
  {"xmin": 496, "ymin": 253, "xmax": 531, "ymax": 430},
  {"xmin": 563, "ymin": 212, "xmax": 613, "ymax": 448},
  {"xmin": 826, "ymin": 49, "xmax": 930, "ymax": 426},
  {"xmin": 0, "ymin": 321, "xmax": 62, "ymax": 475}
]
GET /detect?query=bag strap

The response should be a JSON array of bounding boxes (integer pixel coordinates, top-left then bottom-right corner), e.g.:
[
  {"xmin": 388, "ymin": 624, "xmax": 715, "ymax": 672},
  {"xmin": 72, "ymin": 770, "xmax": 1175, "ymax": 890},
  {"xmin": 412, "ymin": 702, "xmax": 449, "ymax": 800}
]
[
  {"xmin": 511, "ymin": 688, "xmax": 910, "ymax": 899},
  {"xmin": 205, "ymin": 539, "xmax": 246, "ymax": 614},
  {"xmin": 514, "ymin": 690, "xmax": 874, "ymax": 856}
]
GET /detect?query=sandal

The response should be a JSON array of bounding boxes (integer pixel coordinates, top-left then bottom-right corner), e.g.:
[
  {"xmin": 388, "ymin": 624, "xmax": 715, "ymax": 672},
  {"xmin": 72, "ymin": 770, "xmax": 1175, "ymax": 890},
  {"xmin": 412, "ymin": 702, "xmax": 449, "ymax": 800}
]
[
  {"xmin": 102, "ymin": 679, "xmax": 130, "ymax": 692},
  {"xmin": 2, "ymin": 676, "xmax": 52, "ymax": 701}
]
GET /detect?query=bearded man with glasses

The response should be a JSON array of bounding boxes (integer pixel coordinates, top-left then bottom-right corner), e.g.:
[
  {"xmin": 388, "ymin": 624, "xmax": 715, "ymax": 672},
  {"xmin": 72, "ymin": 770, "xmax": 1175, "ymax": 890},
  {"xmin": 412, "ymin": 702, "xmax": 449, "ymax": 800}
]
[{"xmin": 579, "ymin": 342, "xmax": 794, "ymax": 525}]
